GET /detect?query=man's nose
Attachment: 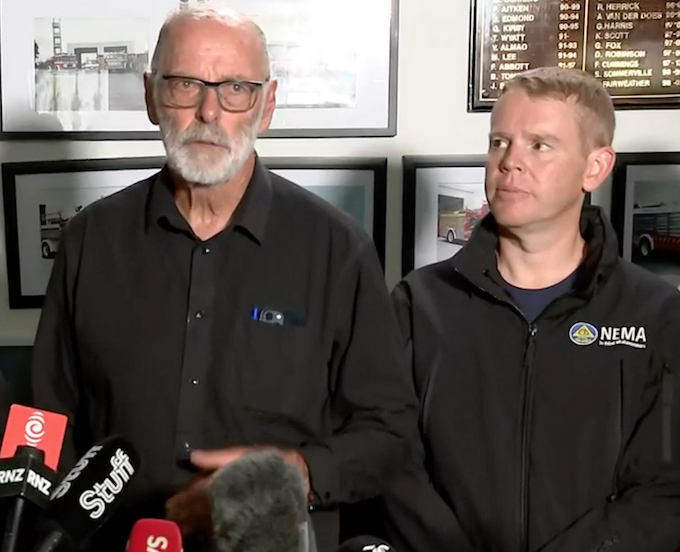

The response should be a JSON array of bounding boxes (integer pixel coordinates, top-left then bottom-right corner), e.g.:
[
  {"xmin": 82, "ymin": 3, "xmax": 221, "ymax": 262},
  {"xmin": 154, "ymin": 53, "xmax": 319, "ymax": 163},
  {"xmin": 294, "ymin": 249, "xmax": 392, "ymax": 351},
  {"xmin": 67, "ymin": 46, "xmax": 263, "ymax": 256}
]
[
  {"xmin": 196, "ymin": 87, "xmax": 221, "ymax": 124},
  {"xmin": 499, "ymin": 143, "xmax": 524, "ymax": 172}
]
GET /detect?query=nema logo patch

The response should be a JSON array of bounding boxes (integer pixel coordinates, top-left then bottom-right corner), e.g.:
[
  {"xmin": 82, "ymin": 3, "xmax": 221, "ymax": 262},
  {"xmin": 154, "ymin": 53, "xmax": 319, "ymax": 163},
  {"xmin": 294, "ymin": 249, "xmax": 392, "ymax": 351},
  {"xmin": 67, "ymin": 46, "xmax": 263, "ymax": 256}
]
[{"xmin": 569, "ymin": 322, "xmax": 598, "ymax": 346}]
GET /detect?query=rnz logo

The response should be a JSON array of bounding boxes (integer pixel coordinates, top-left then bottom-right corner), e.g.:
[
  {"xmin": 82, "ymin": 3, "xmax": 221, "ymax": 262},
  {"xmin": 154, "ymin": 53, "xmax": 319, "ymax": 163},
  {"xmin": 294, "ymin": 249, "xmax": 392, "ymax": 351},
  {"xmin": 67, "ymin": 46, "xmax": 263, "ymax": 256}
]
[
  {"xmin": 79, "ymin": 448, "xmax": 135, "ymax": 519},
  {"xmin": 146, "ymin": 536, "xmax": 169, "ymax": 551}
]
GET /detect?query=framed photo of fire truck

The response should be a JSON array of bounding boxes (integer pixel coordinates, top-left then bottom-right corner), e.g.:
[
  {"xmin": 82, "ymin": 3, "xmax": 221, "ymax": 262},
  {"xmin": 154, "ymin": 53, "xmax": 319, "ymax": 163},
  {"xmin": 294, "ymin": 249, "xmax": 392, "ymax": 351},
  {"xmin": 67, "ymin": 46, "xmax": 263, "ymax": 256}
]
[
  {"xmin": 401, "ymin": 155, "xmax": 488, "ymax": 276},
  {"xmin": 0, "ymin": 0, "xmax": 398, "ymax": 139},
  {"xmin": 611, "ymin": 152, "xmax": 680, "ymax": 290},
  {"xmin": 1, "ymin": 157, "xmax": 164, "ymax": 309}
]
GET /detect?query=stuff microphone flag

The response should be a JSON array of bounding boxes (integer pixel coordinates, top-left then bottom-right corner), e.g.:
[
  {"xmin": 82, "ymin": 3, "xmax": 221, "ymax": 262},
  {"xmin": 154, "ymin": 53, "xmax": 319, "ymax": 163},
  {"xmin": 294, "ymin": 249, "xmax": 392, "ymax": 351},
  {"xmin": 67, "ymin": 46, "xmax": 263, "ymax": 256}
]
[
  {"xmin": 335, "ymin": 537, "xmax": 397, "ymax": 552},
  {"xmin": 209, "ymin": 449, "xmax": 316, "ymax": 552},
  {"xmin": 125, "ymin": 519, "xmax": 182, "ymax": 552},
  {"xmin": 0, "ymin": 405, "xmax": 67, "ymax": 552},
  {"xmin": 31, "ymin": 435, "xmax": 141, "ymax": 552}
]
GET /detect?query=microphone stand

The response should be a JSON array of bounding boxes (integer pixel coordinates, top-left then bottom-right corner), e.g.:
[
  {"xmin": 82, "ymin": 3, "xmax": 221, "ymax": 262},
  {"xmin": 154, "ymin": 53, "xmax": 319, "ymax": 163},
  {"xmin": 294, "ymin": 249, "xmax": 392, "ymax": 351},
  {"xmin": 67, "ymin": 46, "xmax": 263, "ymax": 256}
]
[
  {"xmin": 0, "ymin": 446, "xmax": 50, "ymax": 552},
  {"xmin": 1, "ymin": 496, "xmax": 26, "ymax": 552}
]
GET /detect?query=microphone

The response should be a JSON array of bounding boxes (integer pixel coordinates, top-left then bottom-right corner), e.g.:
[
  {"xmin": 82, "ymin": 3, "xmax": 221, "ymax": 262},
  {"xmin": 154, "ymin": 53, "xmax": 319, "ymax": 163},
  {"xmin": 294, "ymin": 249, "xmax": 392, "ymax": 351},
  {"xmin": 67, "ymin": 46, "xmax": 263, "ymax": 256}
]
[
  {"xmin": 208, "ymin": 449, "xmax": 315, "ymax": 552},
  {"xmin": 31, "ymin": 434, "xmax": 141, "ymax": 552},
  {"xmin": 125, "ymin": 519, "xmax": 182, "ymax": 552},
  {"xmin": 335, "ymin": 537, "xmax": 397, "ymax": 552},
  {"xmin": 0, "ymin": 405, "xmax": 67, "ymax": 552},
  {"xmin": 0, "ymin": 404, "xmax": 68, "ymax": 471}
]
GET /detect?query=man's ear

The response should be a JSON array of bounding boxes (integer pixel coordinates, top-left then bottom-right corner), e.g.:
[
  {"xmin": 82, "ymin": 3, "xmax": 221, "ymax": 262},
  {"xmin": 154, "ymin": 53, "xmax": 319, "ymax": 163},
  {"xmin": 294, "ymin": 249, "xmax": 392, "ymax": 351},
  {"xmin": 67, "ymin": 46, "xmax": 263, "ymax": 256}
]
[
  {"xmin": 583, "ymin": 146, "xmax": 615, "ymax": 194},
  {"xmin": 257, "ymin": 79, "xmax": 278, "ymax": 135},
  {"xmin": 144, "ymin": 72, "xmax": 160, "ymax": 126}
]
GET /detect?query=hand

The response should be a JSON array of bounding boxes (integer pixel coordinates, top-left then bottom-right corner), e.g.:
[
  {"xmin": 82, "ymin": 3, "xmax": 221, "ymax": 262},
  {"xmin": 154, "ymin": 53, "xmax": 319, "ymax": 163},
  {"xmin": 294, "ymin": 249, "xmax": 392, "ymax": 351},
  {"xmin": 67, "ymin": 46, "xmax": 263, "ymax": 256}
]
[
  {"xmin": 190, "ymin": 445, "xmax": 311, "ymax": 496},
  {"xmin": 164, "ymin": 472, "xmax": 213, "ymax": 537}
]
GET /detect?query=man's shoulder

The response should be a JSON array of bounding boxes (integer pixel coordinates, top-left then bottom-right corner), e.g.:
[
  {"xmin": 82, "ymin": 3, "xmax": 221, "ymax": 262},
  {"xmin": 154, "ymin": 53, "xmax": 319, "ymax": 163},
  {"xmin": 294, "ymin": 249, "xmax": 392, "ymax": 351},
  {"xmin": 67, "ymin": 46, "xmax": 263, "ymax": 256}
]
[
  {"xmin": 606, "ymin": 260, "xmax": 680, "ymax": 359},
  {"xmin": 401, "ymin": 257, "xmax": 466, "ymax": 295},
  {"xmin": 63, "ymin": 173, "xmax": 157, "ymax": 235},
  {"xmin": 614, "ymin": 258, "xmax": 680, "ymax": 308},
  {"xmin": 266, "ymin": 169, "xmax": 373, "ymax": 248},
  {"xmin": 82, "ymin": 172, "xmax": 157, "ymax": 217}
]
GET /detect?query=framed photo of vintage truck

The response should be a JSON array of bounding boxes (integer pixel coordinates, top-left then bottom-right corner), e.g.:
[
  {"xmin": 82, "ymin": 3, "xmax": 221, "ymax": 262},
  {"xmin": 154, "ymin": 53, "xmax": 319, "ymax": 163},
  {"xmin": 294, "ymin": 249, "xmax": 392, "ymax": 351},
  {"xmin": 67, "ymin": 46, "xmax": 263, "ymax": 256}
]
[{"xmin": 611, "ymin": 152, "xmax": 680, "ymax": 291}]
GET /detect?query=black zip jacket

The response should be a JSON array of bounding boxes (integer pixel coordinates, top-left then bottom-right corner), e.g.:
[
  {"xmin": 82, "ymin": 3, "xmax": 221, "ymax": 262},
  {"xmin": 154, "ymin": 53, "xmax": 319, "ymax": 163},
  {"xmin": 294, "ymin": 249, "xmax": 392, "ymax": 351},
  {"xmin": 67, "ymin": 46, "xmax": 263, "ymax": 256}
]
[{"xmin": 378, "ymin": 206, "xmax": 680, "ymax": 552}]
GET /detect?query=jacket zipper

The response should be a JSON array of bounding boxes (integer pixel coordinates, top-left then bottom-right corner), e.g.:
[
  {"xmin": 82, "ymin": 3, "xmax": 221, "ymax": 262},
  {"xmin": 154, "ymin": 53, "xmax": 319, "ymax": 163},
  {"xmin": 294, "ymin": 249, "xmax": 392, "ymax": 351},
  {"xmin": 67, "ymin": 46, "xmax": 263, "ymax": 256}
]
[
  {"xmin": 518, "ymin": 324, "xmax": 537, "ymax": 552},
  {"xmin": 454, "ymin": 268, "xmax": 541, "ymax": 552}
]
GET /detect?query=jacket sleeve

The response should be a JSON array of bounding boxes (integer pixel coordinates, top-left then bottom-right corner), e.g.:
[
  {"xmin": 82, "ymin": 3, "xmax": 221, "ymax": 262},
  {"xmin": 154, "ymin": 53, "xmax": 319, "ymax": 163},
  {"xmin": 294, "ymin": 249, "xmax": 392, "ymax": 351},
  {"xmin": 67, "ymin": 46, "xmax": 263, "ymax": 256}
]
[
  {"xmin": 300, "ymin": 241, "xmax": 420, "ymax": 509},
  {"xmin": 30, "ymin": 213, "xmax": 87, "ymax": 475},
  {"xmin": 376, "ymin": 281, "xmax": 479, "ymax": 552},
  {"xmin": 539, "ymin": 291, "xmax": 680, "ymax": 552}
]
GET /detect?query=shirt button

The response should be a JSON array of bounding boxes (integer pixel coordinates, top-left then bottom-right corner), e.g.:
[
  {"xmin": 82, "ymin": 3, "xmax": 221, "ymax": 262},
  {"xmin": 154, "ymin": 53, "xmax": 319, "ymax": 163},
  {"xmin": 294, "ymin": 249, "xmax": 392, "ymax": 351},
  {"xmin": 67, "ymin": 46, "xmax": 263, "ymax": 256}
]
[
  {"xmin": 191, "ymin": 379, "xmax": 198, "ymax": 385},
  {"xmin": 184, "ymin": 441, "xmax": 190, "ymax": 452},
  {"xmin": 203, "ymin": 247, "xmax": 210, "ymax": 254},
  {"xmin": 195, "ymin": 310, "xmax": 204, "ymax": 319}
]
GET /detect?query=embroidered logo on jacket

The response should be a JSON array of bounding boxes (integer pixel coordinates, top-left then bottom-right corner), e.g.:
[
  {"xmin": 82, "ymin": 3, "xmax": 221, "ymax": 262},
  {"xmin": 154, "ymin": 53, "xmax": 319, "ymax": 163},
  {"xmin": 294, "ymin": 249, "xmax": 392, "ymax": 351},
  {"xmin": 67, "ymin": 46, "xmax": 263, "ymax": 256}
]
[
  {"xmin": 599, "ymin": 326, "xmax": 647, "ymax": 349},
  {"xmin": 569, "ymin": 323, "xmax": 647, "ymax": 349},
  {"xmin": 569, "ymin": 322, "xmax": 598, "ymax": 345}
]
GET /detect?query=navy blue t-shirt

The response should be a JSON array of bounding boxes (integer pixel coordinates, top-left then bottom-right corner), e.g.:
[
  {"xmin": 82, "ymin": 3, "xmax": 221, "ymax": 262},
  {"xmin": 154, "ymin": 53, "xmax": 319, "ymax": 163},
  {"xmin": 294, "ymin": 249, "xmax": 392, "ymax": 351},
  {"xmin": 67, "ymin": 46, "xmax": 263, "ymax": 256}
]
[{"xmin": 501, "ymin": 270, "xmax": 577, "ymax": 323}]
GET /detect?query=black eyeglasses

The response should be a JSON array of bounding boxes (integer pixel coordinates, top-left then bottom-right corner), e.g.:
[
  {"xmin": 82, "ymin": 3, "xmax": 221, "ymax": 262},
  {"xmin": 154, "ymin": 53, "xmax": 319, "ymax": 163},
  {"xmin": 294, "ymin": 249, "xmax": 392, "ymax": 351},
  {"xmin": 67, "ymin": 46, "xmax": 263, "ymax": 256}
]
[{"xmin": 156, "ymin": 74, "xmax": 268, "ymax": 112}]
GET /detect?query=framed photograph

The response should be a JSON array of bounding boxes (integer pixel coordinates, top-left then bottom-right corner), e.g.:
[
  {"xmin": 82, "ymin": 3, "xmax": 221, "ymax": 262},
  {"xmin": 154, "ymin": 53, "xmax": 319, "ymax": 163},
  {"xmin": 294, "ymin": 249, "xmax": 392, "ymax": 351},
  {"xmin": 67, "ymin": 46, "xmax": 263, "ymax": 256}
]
[
  {"xmin": 402, "ymin": 155, "xmax": 592, "ymax": 275},
  {"xmin": 402, "ymin": 155, "xmax": 487, "ymax": 276},
  {"xmin": 611, "ymin": 152, "xmax": 680, "ymax": 290},
  {"xmin": 2, "ymin": 155, "xmax": 386, "ymax": 308},
  {"xmin": 262, "ymin": 156, "xmax": 387, "ymax": 268},
  {"xmin": 0, "ymin": 0, "xmax": 398, "ymax": 139}
]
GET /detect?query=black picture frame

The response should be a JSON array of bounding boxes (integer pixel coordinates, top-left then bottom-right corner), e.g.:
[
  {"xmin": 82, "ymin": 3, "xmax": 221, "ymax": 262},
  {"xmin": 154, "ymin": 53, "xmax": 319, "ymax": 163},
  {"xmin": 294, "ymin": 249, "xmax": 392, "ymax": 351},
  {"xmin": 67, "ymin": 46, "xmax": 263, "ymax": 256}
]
[
  {"xmin": 402, "ymin": 155, "xmax": 487, "ymax": 276},
  {"xmin": 2, "ymin": 155, "xmax": 387, "ymax": 308},
  {"xmin": 0, "ymin": 0, "xmax": 399, "ymax": 140},
  {"xmin": 610, "ymin": 151, "xmax": 680, "ymax": 289}
]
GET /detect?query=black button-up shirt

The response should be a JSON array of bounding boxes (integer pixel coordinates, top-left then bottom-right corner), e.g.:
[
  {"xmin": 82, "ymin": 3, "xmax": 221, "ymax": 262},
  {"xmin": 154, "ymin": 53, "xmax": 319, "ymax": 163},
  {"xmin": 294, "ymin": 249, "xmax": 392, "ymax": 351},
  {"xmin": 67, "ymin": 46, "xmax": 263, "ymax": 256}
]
[{"xmin": 30, "ymin": 157, "xmax": 417, "ymax": 552}]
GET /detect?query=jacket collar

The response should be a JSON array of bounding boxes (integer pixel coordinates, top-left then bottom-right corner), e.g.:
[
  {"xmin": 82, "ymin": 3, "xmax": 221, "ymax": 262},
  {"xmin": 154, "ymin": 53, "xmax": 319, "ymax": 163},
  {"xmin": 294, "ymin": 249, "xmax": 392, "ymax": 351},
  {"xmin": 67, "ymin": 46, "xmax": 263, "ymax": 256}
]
[{"xmin": 449, "ymin": 205, "xmax": 620, "ymax": 302}]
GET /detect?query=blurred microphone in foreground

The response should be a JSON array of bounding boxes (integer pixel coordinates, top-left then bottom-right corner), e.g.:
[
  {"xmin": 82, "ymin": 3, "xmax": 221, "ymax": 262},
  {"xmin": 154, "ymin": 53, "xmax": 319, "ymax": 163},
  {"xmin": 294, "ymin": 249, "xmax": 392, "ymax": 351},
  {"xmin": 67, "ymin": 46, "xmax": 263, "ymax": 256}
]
[
  {"xmin": 31, "ymin": 435, "xmax": 141, "ymax": 552},
  {"xmin": 126, "ymin": 519, "xmax": 183, "ymax": 552},
  {"xmin": 335, "ymin": 536, "xmax": 396, "ymax": 552},
  {"xmin": 0, "ymin": 404, "xmax": 67, "ymax": 552},
  {"xmin": 208, "ymin": 450, "xmax": 316, "ymax": 552}
]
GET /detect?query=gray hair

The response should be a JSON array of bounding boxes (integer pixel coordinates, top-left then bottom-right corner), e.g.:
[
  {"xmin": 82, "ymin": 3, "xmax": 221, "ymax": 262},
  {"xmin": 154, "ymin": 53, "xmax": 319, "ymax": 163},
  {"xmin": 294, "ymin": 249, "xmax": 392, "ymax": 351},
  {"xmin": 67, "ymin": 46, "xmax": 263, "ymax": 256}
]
[{"xmin": 151, "ymin": 2, "xmax": 271, "ymax": 78}]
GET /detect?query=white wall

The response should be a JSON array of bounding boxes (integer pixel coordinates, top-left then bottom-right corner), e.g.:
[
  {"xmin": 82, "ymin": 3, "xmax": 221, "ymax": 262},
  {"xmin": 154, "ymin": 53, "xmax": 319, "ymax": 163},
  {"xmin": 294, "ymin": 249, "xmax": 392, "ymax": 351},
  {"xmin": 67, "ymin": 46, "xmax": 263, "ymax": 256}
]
[{"xmin": 0, "ymin": 0, "xmax": 679, "ymax": 346}]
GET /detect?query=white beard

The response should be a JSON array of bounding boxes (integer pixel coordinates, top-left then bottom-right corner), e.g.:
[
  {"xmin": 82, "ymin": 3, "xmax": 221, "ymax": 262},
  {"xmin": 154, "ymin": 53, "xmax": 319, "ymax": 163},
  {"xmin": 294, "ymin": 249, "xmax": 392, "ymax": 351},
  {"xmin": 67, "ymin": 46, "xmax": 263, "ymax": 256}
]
[{"xmin": 158, "ymin": 102, "xmax": 265, "ymax": 187}]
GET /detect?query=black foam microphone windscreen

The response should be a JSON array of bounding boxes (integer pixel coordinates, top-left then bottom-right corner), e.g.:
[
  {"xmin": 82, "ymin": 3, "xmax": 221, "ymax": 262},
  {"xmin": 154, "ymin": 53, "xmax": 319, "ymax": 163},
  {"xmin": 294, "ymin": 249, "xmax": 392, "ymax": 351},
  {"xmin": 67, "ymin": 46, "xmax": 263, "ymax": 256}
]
[{"xmin": 208, "ymin": 449, "xmax": 313, "ymax": 552}]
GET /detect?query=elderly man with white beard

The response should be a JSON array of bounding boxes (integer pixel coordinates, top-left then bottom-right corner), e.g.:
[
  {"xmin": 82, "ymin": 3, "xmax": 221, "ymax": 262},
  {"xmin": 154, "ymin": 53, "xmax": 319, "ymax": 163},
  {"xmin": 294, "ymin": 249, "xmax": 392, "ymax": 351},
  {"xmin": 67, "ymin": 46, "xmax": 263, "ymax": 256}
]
[{"xmin": 29, "ymin": 5, "xmax": 418, "ymax": 552}]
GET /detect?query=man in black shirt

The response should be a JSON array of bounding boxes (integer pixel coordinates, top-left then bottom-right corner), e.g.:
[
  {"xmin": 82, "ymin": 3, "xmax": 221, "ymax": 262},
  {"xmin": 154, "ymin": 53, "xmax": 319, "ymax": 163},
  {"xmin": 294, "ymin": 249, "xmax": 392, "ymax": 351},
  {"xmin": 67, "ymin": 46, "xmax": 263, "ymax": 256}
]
[
  {"xmin": 377, "ymin": 67, "xmax": 680, "ymax": 551},
  {"xmin": 30, "ymin": 6, "xmax": 416, "ymax": 552}
]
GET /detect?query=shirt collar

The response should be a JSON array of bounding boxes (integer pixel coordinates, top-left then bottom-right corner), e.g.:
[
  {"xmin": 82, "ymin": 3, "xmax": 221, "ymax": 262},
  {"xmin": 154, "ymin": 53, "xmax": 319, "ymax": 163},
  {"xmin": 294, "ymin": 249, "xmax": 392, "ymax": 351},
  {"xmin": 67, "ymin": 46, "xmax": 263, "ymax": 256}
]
[{"xmin": 145, "ymin": 155, "xmax": 273, "ymax": 244}]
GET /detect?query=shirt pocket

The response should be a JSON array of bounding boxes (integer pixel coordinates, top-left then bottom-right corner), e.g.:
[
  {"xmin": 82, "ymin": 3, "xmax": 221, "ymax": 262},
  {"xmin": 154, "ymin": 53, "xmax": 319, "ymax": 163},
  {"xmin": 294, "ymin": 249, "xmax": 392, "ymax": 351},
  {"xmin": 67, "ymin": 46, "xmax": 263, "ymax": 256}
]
[{"xmin": 225, "ymin": 319, "xmax": 324, "ymax": 416}]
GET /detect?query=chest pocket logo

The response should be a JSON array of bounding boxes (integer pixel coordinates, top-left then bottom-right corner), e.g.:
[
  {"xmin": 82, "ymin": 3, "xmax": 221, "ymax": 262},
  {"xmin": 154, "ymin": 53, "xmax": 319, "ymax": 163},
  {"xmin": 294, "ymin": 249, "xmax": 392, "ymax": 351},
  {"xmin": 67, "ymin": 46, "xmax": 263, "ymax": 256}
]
[{"xmin": 569, "ymin": 322, "xmax": 598, "ymax": 346}]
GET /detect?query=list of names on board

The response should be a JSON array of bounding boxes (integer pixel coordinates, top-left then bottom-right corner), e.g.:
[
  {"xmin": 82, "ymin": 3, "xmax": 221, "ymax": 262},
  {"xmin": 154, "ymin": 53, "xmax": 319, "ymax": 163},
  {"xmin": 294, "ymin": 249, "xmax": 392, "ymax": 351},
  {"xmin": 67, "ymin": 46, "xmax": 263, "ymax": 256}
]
[{"xmin": 470, "ymin": 0, "xmax": 680, "ymax": 109}]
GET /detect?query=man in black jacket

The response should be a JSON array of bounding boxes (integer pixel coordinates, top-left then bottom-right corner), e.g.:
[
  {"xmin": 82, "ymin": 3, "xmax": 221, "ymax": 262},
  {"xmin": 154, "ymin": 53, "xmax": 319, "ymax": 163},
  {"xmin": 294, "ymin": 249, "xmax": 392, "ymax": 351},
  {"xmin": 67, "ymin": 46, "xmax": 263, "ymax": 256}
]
[{"xmin": 378, "ymin": 67, "xmax": 680, "ymax": 551}]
